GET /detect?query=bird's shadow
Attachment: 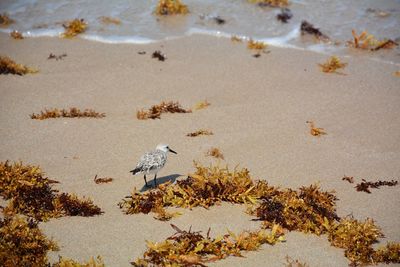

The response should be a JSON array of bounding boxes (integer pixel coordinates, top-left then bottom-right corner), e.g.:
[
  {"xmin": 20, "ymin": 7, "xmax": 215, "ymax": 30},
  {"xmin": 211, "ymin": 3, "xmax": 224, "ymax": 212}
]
[{"xmin": 139, "ymin": 174, "xmax": 182, "ymax": 192}]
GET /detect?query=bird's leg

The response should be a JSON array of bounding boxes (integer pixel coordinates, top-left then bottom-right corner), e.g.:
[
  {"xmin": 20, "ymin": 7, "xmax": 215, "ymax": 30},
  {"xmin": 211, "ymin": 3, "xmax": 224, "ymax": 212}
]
[
  {"xmin": 144, "ymin": 175, "xmax": 148, "ymax": 187},
  {"xmin": 153, "ymin": 174, "xmax": 157, "ymax": 187}
]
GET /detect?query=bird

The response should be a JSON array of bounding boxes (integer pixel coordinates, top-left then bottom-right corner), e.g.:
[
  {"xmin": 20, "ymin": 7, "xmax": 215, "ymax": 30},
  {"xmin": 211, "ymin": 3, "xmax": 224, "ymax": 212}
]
[{"xmin": 130, "ymin": 144, "xmax": 177, "ymax": 187}]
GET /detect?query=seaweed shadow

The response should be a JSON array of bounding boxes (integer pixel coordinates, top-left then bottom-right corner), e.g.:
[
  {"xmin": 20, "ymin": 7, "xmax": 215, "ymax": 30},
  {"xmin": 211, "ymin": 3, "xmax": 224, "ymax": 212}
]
[{"xmin": 139, "ymin": 174, "xmax": 181, "ymax": 192}]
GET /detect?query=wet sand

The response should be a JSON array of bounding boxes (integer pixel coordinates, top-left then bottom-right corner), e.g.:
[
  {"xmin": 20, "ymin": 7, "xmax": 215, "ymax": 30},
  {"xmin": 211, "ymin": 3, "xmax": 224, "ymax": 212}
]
[{"xmin": 0, "ymin": 32, "xmax": 399, "ymax": 266}]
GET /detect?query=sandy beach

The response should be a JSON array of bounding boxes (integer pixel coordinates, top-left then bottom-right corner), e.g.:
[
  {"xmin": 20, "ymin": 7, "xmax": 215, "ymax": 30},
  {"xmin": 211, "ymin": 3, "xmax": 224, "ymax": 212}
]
[{"xmin": 1, "ymin": 32, "xmax": 399, "ymax": 266}]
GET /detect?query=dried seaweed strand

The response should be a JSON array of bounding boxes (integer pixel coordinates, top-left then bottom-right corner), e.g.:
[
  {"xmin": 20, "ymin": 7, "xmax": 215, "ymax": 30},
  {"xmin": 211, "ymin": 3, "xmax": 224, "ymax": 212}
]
[
  {"xmin": 355, "ymin": 179, "xmax": 398, "ymax": 193},
  {"xmin": 248, "ymin": 0, "xmax": 290, "ymax": 8},
  {"xmin": 62, "ymin": 19, "xmax": 87, "ymax": 38},
  {"xmin": 155, "ymin": 0, "xmax": 189, "ymax": 15},
  {"xmin": 137, "ymin": 101, "xmax": 191, "ymax": 120},
  {"xmin": 132, "ymin": 223, "xmax": 284, "ymax": 266},
  {"xmin": 10, "ymin": 30, "xmax": 23, "ymax": 39},
  {"xmin": 94, "ymin": 175, "xmax": 114, "ymax": 184},
  {"xmin": 300, "ymin": 21, "xmax": 329, "ymax": 41},
  {"xmin": 0, "ymin": 13, "xmax": 14, "ymax": 26},
  {"xmin": 247, "ymin": 39, "xmax": 267, "ymax": 50},
  {"xmin": 318, "ymin": 56, "xmax": 347, "ymax": 75},
  {"xmin": 342, "ymin": 176, "xmax": 354, "ymax": 184},
  {"xmin": 0, "ymin": 161, "xmax": 103, "ymax": 221},
  {"xmin": 206, "ymin": 147, "xmax": 224, "ymax": 159},
  {"xmin": 306, "ymin": 121, "xmax": 327, "ymax": 136},
  {"xmin": 0, "ymin": 55, "xmax": 38, "ymax": 75},
  {"xmin": 30, "ymin": 107, "xmax": 105, "ymax": 120},
  {"xmin": 186, "ymin": 130, "xmax": 213, "ymax": 137},
  {"xmin": 348, "ymin": 29, "xmax": 398, "ymax": 51}
]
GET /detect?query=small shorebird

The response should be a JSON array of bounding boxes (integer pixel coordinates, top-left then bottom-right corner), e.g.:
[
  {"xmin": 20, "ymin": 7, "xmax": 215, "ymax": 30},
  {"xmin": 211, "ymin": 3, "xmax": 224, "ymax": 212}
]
[{"xmin": 130, "ymin": 144, "xmax": 177, "ymax": 187}]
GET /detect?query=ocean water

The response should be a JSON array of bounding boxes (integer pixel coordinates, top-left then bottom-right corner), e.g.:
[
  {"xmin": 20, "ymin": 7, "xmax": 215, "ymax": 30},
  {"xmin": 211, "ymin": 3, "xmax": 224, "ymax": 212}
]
[{"xmin": 1, "ymin": 0, "xmax": 400, "ymax": 59}]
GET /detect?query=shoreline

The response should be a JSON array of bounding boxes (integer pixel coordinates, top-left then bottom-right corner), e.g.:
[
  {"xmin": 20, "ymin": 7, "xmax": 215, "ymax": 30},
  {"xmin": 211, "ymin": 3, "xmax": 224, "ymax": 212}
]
[{"xmin": 1, "ymin": 32, "xmax": 399, "ymax": 266}]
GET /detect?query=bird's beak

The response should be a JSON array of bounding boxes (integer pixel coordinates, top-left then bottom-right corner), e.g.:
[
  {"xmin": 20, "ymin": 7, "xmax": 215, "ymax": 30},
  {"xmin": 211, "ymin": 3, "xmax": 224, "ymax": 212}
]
[{"xmin": 169, "ymin": 148, "xmax": 177, "ymax": 154}]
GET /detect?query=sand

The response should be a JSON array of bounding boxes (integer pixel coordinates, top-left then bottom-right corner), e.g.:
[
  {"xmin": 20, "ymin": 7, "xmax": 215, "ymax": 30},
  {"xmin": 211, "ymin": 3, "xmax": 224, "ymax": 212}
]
[{"xmin": 0, "ymin": 32, "xmax": 399, "ymax": 266}]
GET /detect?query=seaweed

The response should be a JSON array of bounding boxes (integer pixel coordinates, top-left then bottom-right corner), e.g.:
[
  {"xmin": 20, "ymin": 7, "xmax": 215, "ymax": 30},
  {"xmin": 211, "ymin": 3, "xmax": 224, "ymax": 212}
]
[
  {"xmin": 99, "ymin": 16, "xmax": 121, "ymax": 25},
  {"xmin": 186, "ymin": 130, "xmax": 213, "ymax": 137},
  {"xmin": 53, "ymin": 256, "xmax": 105, "ymax": 267},
  {"xmin": 395, "ymin": 71, "xmax": 400, "ymax": 77},
  {"xmin": 30, "ymin": 108, "xmax": 106, "ymax": 120},
  {"xmin": 306, "ymin": 121, "xmax": 327, "ymax": 136},
  {"xmin": 355, "ymin": 179, "xmax": 398, "ymax": 194},
  {"xmin": 300, "ymin": 21, "xmax": 329, "ymax": 41},
  {"xmin": 247, "ymin": 39, "xmax": 267, "ymax": 50},
  {"xmin": 152, "ymin": 50, "xmax": 167, "ymax": 61},
  {"xmin": 194, "ymin": 100, "xmax": 211, "ymax": 110},
  {"xmin": 318, "ymin": 56, "xmax": 347, "ymax": 75},
  {"xmin": 342, "ymin": 176, "xmax": 354, "ymax": 184},
  {"xmin": 94, "ymin": 175, "xmax": 113, "ymax": 184},
  {"xmin": 277, "ymin": 8, "xmax": 292, "ymax": 23},
  {"xmin": 155, "ymin": 0, "xmax": 189, "ymax": 16},
  {"xmin": 132, "ymin": 224, "xmax": 284, "ymax": 266},
  {"xmin": 0, "ymin": 55, "xmax": 38, "ymax": 75},
  {"xmin": 284, "ymin": 256, "xmax": 309, "ymax": 267},
  {"xmin": 0, "ymin": 215, "xmax": 59, "ymax": 267},
  {"xmin": 136, "ymin": 101, "xmax": 191, "ymax": 120},
  {"xmin": 48, "ymin": 53, "xmax": 67, "ymax": 60},
  {"xmin": 206, "ymin": 148, "xmax": 224, "ymax": 160},
  {"xmin": 10, "ymin": 30, "xmax": 23, "ymax": 39},
  {"xmin": 0, "ymin": 13, "xmax": 14, "ymax": 27},
  {"xmin": 213, "ymin": 16, "xmax": 226, "ymax": 25},
  {"xmin": 348, "ymin": 29, "xmax": 398, "ymax": 51},
  {"xmin": 62, "ymin": 19, "xmax": 87, "ymax": 38},
  {"xmin": 248, "ymin": 0, "xmax": 290, "ymax": 8},
  {"xmin": 0, "ymin": 161, "xmax": 103, "ymax": 221}
]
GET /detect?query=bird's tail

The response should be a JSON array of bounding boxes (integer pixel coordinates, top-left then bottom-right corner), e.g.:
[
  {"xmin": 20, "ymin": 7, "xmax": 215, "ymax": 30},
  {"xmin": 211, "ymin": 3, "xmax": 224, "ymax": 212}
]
[{"xmin": 130, "ymin": 168, "xmax": 141, "ymax": 175}]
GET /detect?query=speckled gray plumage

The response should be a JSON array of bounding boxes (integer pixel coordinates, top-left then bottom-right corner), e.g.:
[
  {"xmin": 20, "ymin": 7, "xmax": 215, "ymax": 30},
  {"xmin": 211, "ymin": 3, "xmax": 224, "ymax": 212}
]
[{"xmin": 132, "ymin": 149, "xmax": 167, "ymax": 175}]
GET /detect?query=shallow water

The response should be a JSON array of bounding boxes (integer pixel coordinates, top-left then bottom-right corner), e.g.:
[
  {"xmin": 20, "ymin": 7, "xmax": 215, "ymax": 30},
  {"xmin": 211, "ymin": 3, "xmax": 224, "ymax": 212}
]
[{"xmin": 1, "ymin": 0, "xmax": 400, "ymax": 60}]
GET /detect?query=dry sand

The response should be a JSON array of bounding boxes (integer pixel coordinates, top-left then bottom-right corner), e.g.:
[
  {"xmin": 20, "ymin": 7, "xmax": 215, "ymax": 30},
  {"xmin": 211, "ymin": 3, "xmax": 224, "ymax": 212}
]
[{"xmin": 0, "ymin": 32, "xmax": 399, "ymax": 266}]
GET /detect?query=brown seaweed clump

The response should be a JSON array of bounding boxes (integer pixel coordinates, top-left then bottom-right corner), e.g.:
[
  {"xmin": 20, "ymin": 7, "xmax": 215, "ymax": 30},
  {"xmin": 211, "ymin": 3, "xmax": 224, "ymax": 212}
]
[
  {"xmin": 0, "ymin": 13, "xmax": 14, "ymax": 27},
  {"xmin": 206, "ymin": 147, "xmax": 224, "ymax": 160},
  {"xmin": 48, "ymin": 53, "xmax": 67, "ymax": 60},
  {"xmin": 132, "ymin": 223, "xmax": 284, "ymax": 266},
  {"xmin": 186, "ymin": 129, "xmax": 213, "ymax": 137},
  {"xmin": 300, "ymin": 21, "xmax": 329, "ymax": 42},
  {"xmin": 136, "ymin": 101, "xmax": 191, "ymax": 120},
  {"xmin": 0, "ymin": 215, "xmax": 59, "ymax": 267},
  {"xmin": 155, "ymin": 0, "xmax": 189, "ymax": 16},
  {"xmin": 10, "ymin": 30, "xmax": 23, "ymax": 39},
  {"xmin": 193, "ymin": 100, "xmax": 211, "ymax": 110},
  {"xmin": 348, "ymin": 30, "xmax": 399, "ymax": 51},
  {"xmin": 53, "ymin": 256, "xmax": 105, "ymax": 267},
  {"xmin": 0, "ymin": 161, "xmax": 103, "ymax": 221},
  {"xmin": 119, "ymin": 163, "xmax": 275, "ymax": 220},
  {"xmin": 318, "ymin": 56, "xmax": 347, "ymax": 75},
  {"xmin": 94, "ymin": 175, "xmax": 113, "ymax": 184},
  {"xmin": 306, "ymin": 121, "xmax": 327, "ymax": 136},
  {"xmin": 277, "ymin": 8, "xmax": 292, "ymax": 23},
  {"xmin": 0, "ymin": 56, "xmax": 38, "ymax": 75},
  {"xmin": 355, "ymin": 179, "xmax": 398, "ymax": 193},
  {"xmin": 247, "ymin": 39, "xmax": 267, "ymax": 50},
  {"xmin": 62, "ymin": 19, "xmax": 87, "ymax": 38},
  {"xmin": 248, "ymin": 0, "xmax": 289, "ymax": 8},
  {"xmin": 30, "ymin": 108, "xmax": 106, "ymax": 120}
]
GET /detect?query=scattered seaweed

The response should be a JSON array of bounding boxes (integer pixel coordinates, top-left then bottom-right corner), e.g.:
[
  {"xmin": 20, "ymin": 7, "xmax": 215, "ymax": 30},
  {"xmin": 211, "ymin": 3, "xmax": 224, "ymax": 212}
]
[
  {"xmin": 318, "ymin": 56, "xmax": 347, "ymax": 75},
  {"xmin": 53, "ymin": 256, "xmax": 105, "ymax": 267},
  {"xmin": 94, "ymin": 175, "xmax": 113, "ymax": 184},
  {"xmin": 342, "ymin": 176, "xmax": 354, "ymax": 184},
  {"xmin": 394, "ymin": 71, "xmax": 400, "ymax": 77},
  {"xmin": 99, "ymin": 16, "xmax": 121, "ymax": 25},
  {"xmin": 300, "ymin": 21, "xmax": 329, "ymax": 41},
  {"xmin": 62, "ymin": 19, "xmax": 87, "ymax": 38},
  {"xmin": 247, "ymin": 39, "xmax": 267, "ymax": 50},
  {"xmin": 186, "ymin": 130, "xmax": 213, "ymax": 137},
  {"xmin": 155, "ymin": 0, "xmax": 189, "ymax": 16},
  {"xmin": 348, "ymin": 29, "xmax": 398, "ymax": 51},
  {"xmin": 206, "ymin": 148, "xmax": 224, "ymax": 160},
  {"xmin": 0, "ymin": 55, "xmax": 38, "ymax": 75},
  {"xmin": 306, "ymin": 121, "xmax": 327, "ymax": 136},
  {"xmin": 136, "ymin": 101, "xmax": 191, "ymax": 120},
  {"xmin": 152, "ymin": 50, "xmax": 167, "ymax": 61},
  {"xmin": 355, "ymin": 179, "xmax": 398, "ymax": 194},
  {"xmin": 48, "ymin": 53, "xmax": 67, "ymax": 60},
  {"xmin": 0, "ymin": 215, "xmax": 59, "ymax": 267},
  {"xmin": 194, "ymin": 100, "xmax": 211, "ymax": 110},
  {"xmin": 30, "ymin": 108, "xmax": 105, "ymax": 120},
  {"xmin": 0, "ymin": 13, "xmax": 14, "ymax": 27},
  {"xmin": 132, "ymin": 223, "xmax": 284, "ymax": 266},
  {"xmin": 277, "ymin": 8, "xmax": 292, "ymax": 23},
  {"xmin": 10, "ymin": 30, "xmax": 23, "ymax": 39},
  {"xmin": 284, "ymin": 256, "xmax": 309, "ymax": 267},
  {"xmin": 249, "ymin": 0, "xmax": 290, "ymax": 8},
  {"xmin": 0, "ymin": 161, "xmax": 103, "ymax": 221}
]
